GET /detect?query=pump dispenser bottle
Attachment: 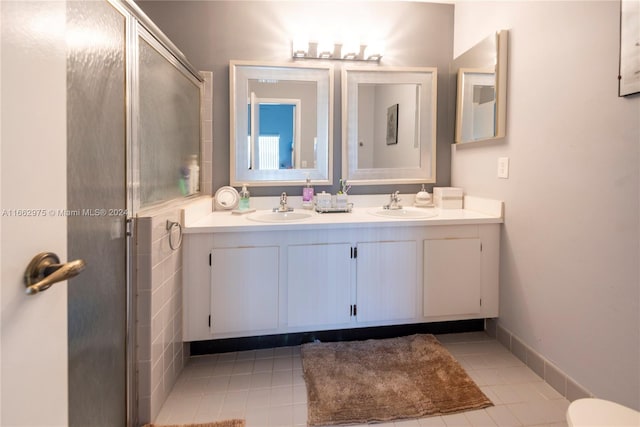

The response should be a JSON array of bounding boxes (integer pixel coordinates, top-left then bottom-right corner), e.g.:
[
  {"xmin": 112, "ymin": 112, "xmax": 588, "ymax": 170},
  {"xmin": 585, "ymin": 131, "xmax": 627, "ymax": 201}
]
[
  {"xmin": 302, "ymin": 176, "xmax": 314, "ymax": 209},
  {"xmin": 415, "ymin": 184, "xmax": 432, "ymax": 207},
  {"xmin": 239, "ymin": 184, "xmax": 250, "ymax": 210}
]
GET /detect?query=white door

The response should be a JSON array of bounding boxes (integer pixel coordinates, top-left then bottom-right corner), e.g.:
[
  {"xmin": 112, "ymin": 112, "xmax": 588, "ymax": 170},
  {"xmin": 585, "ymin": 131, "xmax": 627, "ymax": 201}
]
[
  {"xmin": 288, "ymin": 243, "xmax": 352, "ymax": 328},
  {"xmin": 1, "ymin": 1, "xmax": 70, "ymax": 425},
  {"xmin": 356, "ymin": 241, "xmax": 417, "ymax": 323},
  {"xmin": 424, "ymin": 238, "xmax": 482, "ymax": 317},
  {"xmin": 210, "ymin": 247, "xmax": 280, "ymax": 336}
]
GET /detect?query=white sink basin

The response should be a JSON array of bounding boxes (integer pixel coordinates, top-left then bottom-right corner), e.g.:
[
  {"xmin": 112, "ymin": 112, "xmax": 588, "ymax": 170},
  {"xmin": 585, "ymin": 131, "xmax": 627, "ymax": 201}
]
[
  {"xmin": 369, "ymin": 207, "xmax": 438, "ymax": 219},
  {"xmin": 247, "ymin": 210, "xmax": 314, "ymax": 223}
]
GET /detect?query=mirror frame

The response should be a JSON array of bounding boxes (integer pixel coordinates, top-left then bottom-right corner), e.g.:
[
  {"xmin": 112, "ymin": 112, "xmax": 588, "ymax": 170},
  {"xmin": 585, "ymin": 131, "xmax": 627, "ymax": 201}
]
[
  {"xmin": 229, "ymin": 60, "xmax": 334, "ymax": 186},
  {"xmin": 454, "ymin": 30, "xmax": 508, "ymax": 144},
  {"xmin": 342, "ymin": 66, "xmax": 437, "ymax": 185}
]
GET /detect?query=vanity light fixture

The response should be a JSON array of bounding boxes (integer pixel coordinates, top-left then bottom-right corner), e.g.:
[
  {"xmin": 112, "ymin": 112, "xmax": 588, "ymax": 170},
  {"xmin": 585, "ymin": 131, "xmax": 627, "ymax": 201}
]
[{"xmin": 291, "ymin": 40, "xmax": 383, "ymax": 63}]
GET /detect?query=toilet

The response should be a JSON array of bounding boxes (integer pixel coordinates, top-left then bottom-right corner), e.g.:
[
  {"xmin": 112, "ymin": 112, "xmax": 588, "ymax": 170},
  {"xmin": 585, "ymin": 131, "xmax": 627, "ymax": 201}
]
[{"xmin": 567, "ymin": 398, "xmax": 640, "ymax": 426}]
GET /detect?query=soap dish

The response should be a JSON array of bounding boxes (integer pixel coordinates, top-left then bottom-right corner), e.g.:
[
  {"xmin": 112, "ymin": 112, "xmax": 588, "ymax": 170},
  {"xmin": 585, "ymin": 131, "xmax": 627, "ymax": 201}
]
[{"xmin": 414, "ymin": 203, "xmax": 435, "ymax": 208}]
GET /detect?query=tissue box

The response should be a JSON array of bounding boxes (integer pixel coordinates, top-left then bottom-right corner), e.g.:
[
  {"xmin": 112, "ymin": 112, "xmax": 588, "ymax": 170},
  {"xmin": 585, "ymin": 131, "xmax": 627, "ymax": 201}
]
[{"xmin": 433, "ymin": 187, "xmax": 464, "ymax": 209}]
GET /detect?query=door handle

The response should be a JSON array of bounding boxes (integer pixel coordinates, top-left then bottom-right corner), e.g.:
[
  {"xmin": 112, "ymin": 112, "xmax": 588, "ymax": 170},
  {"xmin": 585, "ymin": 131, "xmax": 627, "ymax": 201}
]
[{"xmin": 24, "ymin": 252, "xmax": 86, "ymax": 295}]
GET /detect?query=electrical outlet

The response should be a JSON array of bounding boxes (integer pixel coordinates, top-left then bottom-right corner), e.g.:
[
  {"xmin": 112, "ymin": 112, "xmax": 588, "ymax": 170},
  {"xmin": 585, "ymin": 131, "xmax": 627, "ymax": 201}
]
[{"xmin": 497, "ymin": 157, "xmax": 509, "ymax": 178}]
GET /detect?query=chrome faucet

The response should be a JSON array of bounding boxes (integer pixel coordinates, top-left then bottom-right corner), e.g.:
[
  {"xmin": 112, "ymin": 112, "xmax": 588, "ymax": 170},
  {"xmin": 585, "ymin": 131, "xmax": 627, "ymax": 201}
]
[
  {"xmin": 274, "ymin": 192, "xmax": 293, "ymax": 212},
  {"xmin": 383, "ymin": 191, "xmax": 402, "ymax": 210}
]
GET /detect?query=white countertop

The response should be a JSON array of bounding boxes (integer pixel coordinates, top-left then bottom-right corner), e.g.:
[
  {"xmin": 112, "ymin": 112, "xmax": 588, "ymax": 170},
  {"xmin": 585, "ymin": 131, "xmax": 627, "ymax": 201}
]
[{"xmin": 182, "ymin": 195, "xmax": 503, "ymax": 234}]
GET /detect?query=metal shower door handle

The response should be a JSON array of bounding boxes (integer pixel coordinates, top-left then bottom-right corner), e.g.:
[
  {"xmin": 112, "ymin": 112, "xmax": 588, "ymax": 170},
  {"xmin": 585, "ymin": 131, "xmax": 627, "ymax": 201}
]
[{"xmin": 24, "ymin": 252, "xmax": 86, "ymax": 295}]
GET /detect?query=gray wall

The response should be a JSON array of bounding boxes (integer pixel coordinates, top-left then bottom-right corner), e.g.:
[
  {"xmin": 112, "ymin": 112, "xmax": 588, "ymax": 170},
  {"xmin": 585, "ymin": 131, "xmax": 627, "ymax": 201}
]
[
  {"xmin": 452, "ymin": 1, "xmax": 639, "ymax": 409},
  {"xmin": 137, "ymin": 0, "xmax": 454, "ymax": 196}
]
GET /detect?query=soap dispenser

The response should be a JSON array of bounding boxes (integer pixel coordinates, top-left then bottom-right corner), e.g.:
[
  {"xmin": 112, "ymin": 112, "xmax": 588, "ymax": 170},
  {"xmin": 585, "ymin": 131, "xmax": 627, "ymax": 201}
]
[
  {"xmin": 415, "ymin": 184, "xmax": 432, "ymax": 207},
  {"xmin": 239, "ymin": 184, "xmax": 250, "ymax": 210},
  {"xmin": 302, "ymin": 176, "xmax": 314, "ymax": 209}
]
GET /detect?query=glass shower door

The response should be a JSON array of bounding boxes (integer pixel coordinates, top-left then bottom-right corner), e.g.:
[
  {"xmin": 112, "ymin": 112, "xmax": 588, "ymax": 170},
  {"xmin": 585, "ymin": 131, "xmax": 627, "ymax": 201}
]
[
  {"xmin": 67, "ymin": 2, "xmax": 202, "ymax": 426},
  {"xmin": 137, "ymin": 30, "xmax": 202, "ymax": 208},
  {"xmin": 67, "ymin": 1, "xmax": 128, "ymax": 425}
]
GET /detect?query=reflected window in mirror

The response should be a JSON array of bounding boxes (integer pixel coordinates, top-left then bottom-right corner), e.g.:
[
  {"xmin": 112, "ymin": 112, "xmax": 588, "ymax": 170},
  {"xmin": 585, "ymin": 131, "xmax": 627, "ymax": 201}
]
[
  {"xmin": 230, "ymin": 61, "xmax": 333, "ymax": 186},
  {"xmin": 453, "ymin": 30, "xmax": 508, "ymax": 144},
  {"xmin": 342, "ymin": 66, "xmax": 437, "ymax": 185},
  {"xmin": 248, "ymin": 99, "xmax": 301, "ymax": 170}
]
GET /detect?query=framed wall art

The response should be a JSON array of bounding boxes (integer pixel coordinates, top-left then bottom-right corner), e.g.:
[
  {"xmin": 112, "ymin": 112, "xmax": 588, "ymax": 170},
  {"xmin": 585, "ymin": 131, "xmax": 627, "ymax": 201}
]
[{"xmin": 386, "ymin": 103, "xmax": 398, "ymax": 145}]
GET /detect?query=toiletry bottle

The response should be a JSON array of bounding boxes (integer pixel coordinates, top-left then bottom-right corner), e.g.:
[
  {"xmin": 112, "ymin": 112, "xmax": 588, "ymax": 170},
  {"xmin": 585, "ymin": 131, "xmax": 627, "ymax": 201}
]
[
  {"xmin": 239, "ymin": 184, "xmax": 250, "ymax": 210},
  {"xmin": 188, "ymin": 154, "xmax": 200, "ymax": 195},
  {"xmin": 302, "ymin": 176, "xmax": 314, "ymax": 209},
  {"xmin": 415, "ymin": 184, "xmax": 431, "ymax": 206},
  {"xmin": 179, "ymin": 164, "xmax": 190, "ymax": 196},
  {"xmin": 316, "ymin": 191, "xmax": 331, "ymax": 210}
]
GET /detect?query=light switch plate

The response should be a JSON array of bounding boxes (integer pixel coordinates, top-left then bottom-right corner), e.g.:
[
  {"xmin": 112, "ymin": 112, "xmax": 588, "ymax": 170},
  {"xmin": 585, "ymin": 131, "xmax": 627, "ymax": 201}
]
[{"xmin": 497, "ymin": 157, "xmax": 509, "ymax": 178}]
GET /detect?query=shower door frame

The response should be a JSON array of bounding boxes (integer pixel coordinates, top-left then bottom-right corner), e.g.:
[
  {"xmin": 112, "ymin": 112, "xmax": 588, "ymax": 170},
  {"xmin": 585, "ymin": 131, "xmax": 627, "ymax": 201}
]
[
  {"xmin": 69, "ymin": 1, "xmax": 205, "ymax": 426},
  {"xmin": 120, "ymin": 1, "xmax": 204, "ymax": 425}
]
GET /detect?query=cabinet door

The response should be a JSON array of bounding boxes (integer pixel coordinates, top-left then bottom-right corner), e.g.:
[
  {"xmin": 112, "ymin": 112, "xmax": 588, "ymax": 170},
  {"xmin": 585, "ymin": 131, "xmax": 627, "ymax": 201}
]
[
  {"xmin": 356, "ymin": 241, "xmax": 417, "ymax": 323},
  {"xmin": 287, "ymin": 243, "xmax": 352, "ymax": 328},
  {"xmin": 210, "ymin": 246, "xmax": 279, "ymax": 335},
  {"xmin": 424, "ymin": 238, "xmax": 481, "ymax": 317}
]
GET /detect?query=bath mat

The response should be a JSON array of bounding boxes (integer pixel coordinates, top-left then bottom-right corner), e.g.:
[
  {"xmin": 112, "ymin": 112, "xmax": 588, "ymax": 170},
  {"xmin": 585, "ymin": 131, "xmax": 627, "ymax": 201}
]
[
  {"xmin": 301, "ymin": 334, "xmax": 492, "ymax": 425},
  {"xmin": 143, "ymin": 420, "xmax": 244, "ymax": 427}
]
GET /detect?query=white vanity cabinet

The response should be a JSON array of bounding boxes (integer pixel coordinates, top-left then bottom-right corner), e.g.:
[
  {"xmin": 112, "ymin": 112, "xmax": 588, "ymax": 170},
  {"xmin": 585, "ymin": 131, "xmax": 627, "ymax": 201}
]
[
  {"xmin": 287, "ymin": 240, "xmax": 418, "ymax": 329},
  {"xmin": 355, "ymin": 241, "xmax": 417, "ymax": 323},
  {"xmin": 424, "ymin": 238, "xmax": 481, "ymax": 317},
  {"xmin": 182, "ymin": 233, "xmax": 283, "ymax": 341},
  {"xmin": 182, "ymin": 210, "xmax": 501, "ymax": 342},
  {"xmin": 210, "ymin": 246, "xmax": 279, "ymax": 335},
  {"xmin": 422, "ymin": 224, "xmax": 500, "ymax": 320},
  {"xmin": 287, "ymin": 243, "xmax": 352, "ymax": 328}
]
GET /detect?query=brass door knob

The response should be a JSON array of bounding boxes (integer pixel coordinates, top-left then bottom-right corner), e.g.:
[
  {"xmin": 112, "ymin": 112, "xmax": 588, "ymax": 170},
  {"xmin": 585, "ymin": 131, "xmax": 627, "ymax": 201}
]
[{"xmin": 24, "ymin": 252, "xmax": 86, "ymax": 295}]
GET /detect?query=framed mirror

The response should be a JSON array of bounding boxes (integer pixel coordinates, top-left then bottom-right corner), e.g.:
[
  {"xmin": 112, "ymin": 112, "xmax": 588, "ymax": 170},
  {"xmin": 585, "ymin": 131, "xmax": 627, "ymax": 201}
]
[
  {"xmin": 453, "ymin": 30, "xmax": 508, "ymax": 144},
  {"xmin": 230, "ymin": 61, "xmax": 333, "ymax": 186},
  {"xmin": 342, "ymin": 66, "xmax": 437, "ymax": 185}
]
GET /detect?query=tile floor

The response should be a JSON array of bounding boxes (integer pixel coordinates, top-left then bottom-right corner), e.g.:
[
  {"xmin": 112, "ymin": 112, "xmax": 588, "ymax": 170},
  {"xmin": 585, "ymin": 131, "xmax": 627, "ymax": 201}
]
[{"xmin": 154, "ymin": 332, "xmax": 570, "ymax": 426}]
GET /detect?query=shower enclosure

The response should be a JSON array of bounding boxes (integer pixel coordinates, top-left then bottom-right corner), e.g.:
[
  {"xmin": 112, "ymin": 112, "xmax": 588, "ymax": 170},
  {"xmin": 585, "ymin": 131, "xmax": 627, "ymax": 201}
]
[{"xmin": 66, "ymin": 1, "xmax": 202, "ymax": 425}]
